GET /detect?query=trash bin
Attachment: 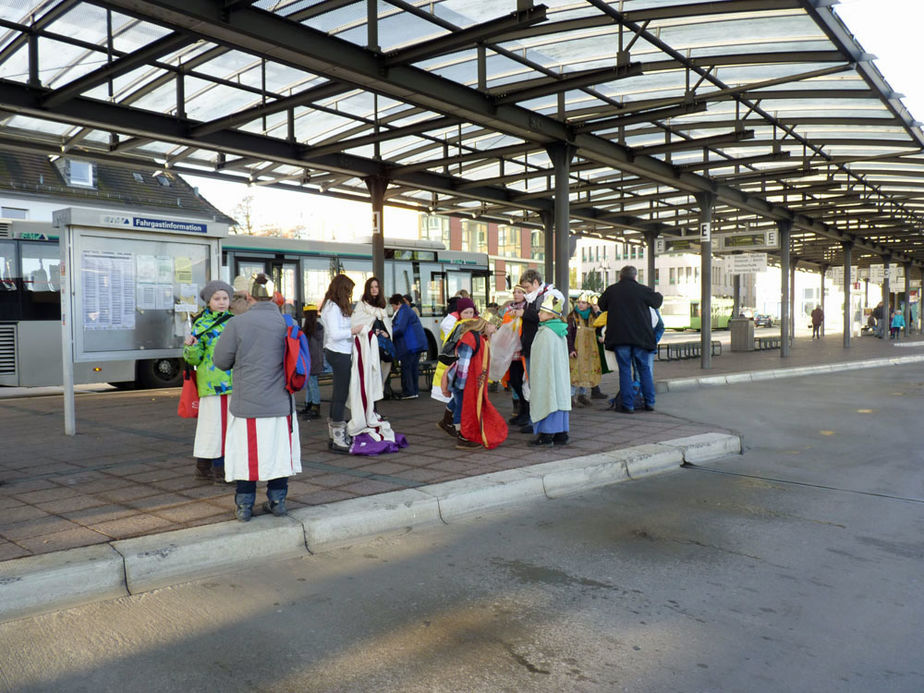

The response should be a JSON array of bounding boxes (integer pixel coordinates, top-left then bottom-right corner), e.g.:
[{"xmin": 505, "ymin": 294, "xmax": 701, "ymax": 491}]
[{"xmin": 729, "ymin": 318, "xmax": 754, "ymax": 352}]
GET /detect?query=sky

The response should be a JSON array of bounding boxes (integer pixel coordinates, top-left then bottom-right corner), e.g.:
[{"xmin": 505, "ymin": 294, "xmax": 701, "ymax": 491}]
[{"xmin": 188, "ymin": 1, "xmax": 924, "ymax": 235}]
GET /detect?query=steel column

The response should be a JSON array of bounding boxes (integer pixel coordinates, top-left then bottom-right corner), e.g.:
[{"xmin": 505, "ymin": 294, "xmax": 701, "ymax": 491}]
[
  {"xmin": 696, "ymin": 192, "xmax": 715, "ymax": 369},
  {"xmin": 779, "ymin": 220, "xmax": 792, "ymax": 358},
  {"xmin": 732, "ymin": 273, "xmax": 741, "ymax": 319},
  {"xmin": 882, "ymin": 257, "xmax": 891, "ymax": 339},
  {"xmin": 842, "ymin": 242, "xmax": 852, "ymax": 348},
  {"xmin": 364, "ymin": 175, "xmax": 388, "ymax": 284},
  {"xmin": 645, "ymin": 231, "xmax": 657, "ymax": 290},
  {"xmin": 789, "ymin": 260, "xmax": 796, "ymax": 339},
  {"xmin": 819, "ymin": 265, "xmax": 826, "ymax": 337},
  {"xmin": 541, "ymin": 210, "xmax": 553, "ymax": 285},
  {"xmin": 547, "ymin": 143, "xmax": 575, "ymax": 298},
  {"xmin": 904, "ymin": 262, "xmax": 911, "ymax": 336}
]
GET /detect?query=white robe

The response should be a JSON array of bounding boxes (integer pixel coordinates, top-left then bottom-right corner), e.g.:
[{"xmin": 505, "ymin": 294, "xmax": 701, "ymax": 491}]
[
  {"xmin": 223, "ymin": 404, "xmax": 302, "ymax": 481},
  {"xmin": 193, "ymin": 394, "xmax": 229, "ymax": 459}
]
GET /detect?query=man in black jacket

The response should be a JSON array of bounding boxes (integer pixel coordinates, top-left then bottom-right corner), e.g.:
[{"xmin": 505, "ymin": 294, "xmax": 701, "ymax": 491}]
[{"xmin": 598, "ymin": 265, "xmax": 663, "ymax": 413}]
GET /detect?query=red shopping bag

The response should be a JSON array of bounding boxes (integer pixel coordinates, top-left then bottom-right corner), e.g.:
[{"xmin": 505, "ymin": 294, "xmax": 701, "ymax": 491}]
[{"xmin": 177, "ymin": 366, "xmax": 199, "ymax": 418}]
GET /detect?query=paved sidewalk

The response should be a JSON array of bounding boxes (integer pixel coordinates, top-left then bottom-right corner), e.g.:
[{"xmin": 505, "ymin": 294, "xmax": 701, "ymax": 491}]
[{"xmin": 0, "ymin": 331, "xmax": 918, "ymax": 563}]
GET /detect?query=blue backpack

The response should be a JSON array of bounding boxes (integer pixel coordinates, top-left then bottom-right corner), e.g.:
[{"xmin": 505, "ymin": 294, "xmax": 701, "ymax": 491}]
[{"xmin": 283, "ymin": 314, "xmax": 310, "ymax": 394}]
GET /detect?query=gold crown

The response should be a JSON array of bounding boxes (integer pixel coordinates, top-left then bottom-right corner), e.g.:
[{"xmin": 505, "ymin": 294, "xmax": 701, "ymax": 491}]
[{"xmin": 539, "ymin": 293, "xmax": 563, "ymax": 317}]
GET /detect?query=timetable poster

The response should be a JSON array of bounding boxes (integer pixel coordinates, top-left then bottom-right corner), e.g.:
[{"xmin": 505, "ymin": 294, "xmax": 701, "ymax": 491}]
[{"xmin": 82, "ymin": 249, "xmax": 136, "ymax": 331}]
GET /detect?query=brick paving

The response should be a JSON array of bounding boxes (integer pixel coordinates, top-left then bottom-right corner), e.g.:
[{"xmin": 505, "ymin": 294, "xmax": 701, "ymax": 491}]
[{"xmin": 0, "ymin": 331, "xmax": 918, "ymax": 560}]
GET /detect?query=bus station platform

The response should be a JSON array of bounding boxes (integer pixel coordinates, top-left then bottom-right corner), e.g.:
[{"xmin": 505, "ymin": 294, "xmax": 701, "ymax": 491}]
[{"xmin": 0, "ymin": 330, "xmax": 922, "ymax": 619}]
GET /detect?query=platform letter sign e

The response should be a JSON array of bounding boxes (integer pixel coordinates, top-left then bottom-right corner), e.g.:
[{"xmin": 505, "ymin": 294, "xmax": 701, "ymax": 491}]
[{"xmin": 700, "ymin": 222, "xmax": 711, "ymax": 242}]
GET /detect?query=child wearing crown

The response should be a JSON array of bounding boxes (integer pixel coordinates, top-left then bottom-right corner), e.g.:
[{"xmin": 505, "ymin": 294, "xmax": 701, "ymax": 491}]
[{"xmin": 528, "ymin": 293, "xmax": 572, "ymax": 446}]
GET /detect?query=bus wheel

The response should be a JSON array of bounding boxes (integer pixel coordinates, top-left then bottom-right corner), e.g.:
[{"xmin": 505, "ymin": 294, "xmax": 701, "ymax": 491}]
[{"xmin": 137, "ymin": 358, "xmax": 183, "ymax": 389}]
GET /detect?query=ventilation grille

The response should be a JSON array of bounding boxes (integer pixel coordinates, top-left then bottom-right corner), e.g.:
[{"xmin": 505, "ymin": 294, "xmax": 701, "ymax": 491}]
[
  {"xmin": 0, "ymin": 222, "xmax": 11, "ymax": 238},
  {"xmin": 0, "ymin": 324, "xmax": 15, "ymax": 375}
]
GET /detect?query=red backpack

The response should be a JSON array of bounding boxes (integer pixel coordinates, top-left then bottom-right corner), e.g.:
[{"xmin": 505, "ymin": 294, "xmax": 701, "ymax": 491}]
[{"xmin": 283, "ymin": 314, "xmax": 310, "ymax": 394}]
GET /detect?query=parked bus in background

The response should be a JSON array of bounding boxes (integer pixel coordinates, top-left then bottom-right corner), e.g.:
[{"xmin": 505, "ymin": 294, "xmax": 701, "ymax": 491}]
[
  {"xmin": 1, "ymin": 221, "xmax": 491, "ymax": 388},
  {"xmin": 221, "ymin": 235, "xmax": 491, "ymax": 360},
  {"xmin": 660, "ymin": 295, "xmax": 734, "ymax": 331}
]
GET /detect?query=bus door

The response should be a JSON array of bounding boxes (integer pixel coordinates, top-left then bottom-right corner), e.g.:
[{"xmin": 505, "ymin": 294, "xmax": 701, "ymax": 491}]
[{"xmin": 472, "ymin": 269, "xmax": 490, "ymax": 311}]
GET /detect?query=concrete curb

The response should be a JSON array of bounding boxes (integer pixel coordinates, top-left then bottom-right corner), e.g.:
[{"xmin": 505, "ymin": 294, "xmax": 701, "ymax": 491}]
[
  {"xmin": 0, "ymin": 545, "xmax": 128, "ymax": 622},
  {"xmin": 111, "ymin": 517, "xmax": 308, "ymax": 594},
  {"xmin": 657, "ymin": 353, "xmax": 924, "ymax": 393},
  {"xmin": 0, "ymin": 432, "xmax": 740, "ymax": 623}
]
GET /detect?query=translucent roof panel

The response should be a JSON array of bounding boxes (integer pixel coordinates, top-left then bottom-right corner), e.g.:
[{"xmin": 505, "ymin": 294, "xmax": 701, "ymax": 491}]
[{"xmin": 0, "ymin": 0, "xmax": 922, "ymax": 266}]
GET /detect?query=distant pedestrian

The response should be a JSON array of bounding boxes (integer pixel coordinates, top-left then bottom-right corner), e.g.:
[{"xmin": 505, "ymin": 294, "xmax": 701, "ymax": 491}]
[
  {"xmin": 811, "ymin": 305, "xmax": 824, "ymax": 339},
  {"xmin": 183, "ymin": 280, "xmax": 234, "ymax": 483},
  {"xmin": 598, "ymin": 265, "xmax": 663, "ymax": 413},
  {"xmin": 891, "ymin": 310, "xmax": 905, "ymax": 339},
  {"xmin": 213, "ymin": 274, "xmax": 301, "ymax": 521},
  {"xmin": 389, "ymin": 293, "xmax": 427, "ymax": 399},
  {"xmin": 502, "ymin": 284, "xmax": 528, "ymax": 425},
  {"xmin": 528, "ymin": 294, "xmax": 572, "ymax": 447}
]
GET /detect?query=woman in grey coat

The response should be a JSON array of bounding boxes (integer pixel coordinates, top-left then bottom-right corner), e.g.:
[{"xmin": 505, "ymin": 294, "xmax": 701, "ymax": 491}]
[{"xmin": 213, "ymin": 274, "xmax": 302, "ymax": 521}]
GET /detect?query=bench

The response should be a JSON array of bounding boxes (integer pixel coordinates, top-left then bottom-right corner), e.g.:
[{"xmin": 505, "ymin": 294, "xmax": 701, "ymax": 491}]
[
  {"xmin": 657, "ymin": 340, "xmax": 722, "ymax": 361},
  {"xmin": 754, "ymin": 336, "xmax": 781, "ymax": 350}
]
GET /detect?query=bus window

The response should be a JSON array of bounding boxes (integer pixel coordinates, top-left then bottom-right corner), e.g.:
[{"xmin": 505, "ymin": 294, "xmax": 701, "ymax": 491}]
[
  {"xmin": 20, "ymin": 241, "xmax": 60, "ymax": 320},
  {"xmin": 0, "ymin": 241, "xmax": 17, "ymax": 291},
  {"xmin": 21, "ymin": 242, "xmax": 59, "ymax": 292},
  {"xmin": 272, "ymin": 262, "xmax": 298, "ymax": 310},
  {"xmin": 472, "ymin": 272, "xmax": 488, "ymax": 312},
  {"xmin": 234, "ymin": 260, "xmax": 267, "ymax": 288},
  {"xmin": 341, "ymin": 260, "xmax": 372, "ymax": 296},
  {"xmin": 391, "ymin": 261, "xmax": 414, "ymax": 298},
  {"xmin": 446, "ymin": 270, "xmax": 471, "ymax": 300},
  {"xmin": 302, "ymin": 257, "xmax": 332, "ymax": 304}
]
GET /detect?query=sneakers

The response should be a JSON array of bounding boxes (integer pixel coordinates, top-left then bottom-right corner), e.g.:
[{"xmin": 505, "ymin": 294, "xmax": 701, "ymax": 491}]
[
  {"xmin": 396, "ymin": 393, "xmax": 419, "ymax": 400},
  {"xmin": 643, "ymin": 403, "xmax": 655, "ymax": 411},
  {"xmin": 590, "ymin": 386, "xmax": 608, "ymax": 400},
  {"xmin": 552, "ymin": 432, "xmax": 569, "ymax": 445},
  {"xmin": 529, "ymin": 433, "xmax": 554, "ymax": 447},
  {"xmin": 519, "ymin": 422, "xmax": 534, "ymax": 434},
  {"xmin": 577, "ymin": 394, "xmax": 591, "ymax": 407},
  {"xmin": 455, "ymin": 436, "xmax": 481, "ymax": 449}
]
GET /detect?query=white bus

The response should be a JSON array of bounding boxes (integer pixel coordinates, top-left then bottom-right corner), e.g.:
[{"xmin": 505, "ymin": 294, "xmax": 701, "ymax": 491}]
[
  {"xmin": 0, "ymin": 223, "xmax": 490, "ymax": 387},
  {"xmin": 221, "ymin": 234, "xmax": 491, "ymax": 359}
]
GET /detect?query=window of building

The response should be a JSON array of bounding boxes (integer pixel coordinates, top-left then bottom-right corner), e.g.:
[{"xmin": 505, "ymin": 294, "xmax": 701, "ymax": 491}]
[
  {"xmin": 531, "ymin": 230, "xmax": 544, "ymax": 261},
  {"xmin": 63, "ymin": 159, "xmax": 94, "ymax": 188},
  {"xmin": 638, "ymin": 247, "xmax": 644, "ymax": 259},
  {"xmin": 498, "ymin": 225, "xmax": 520, "ymax": 257},
  {"xmin": 685, "ymin": 266, "xmax": 692, "ymax": 282},
  {"xmin": 654, "ymin": 268, "xmax": 660, "ymax": 284},
  {"xmin": 638, "ymin": 269, "xmax": 644, "ymax": 284},
  {"xmin": 581, "ymin": 247, "xmax": 586, "ymax": 262},
  {"xmin": 419, "ymin": 215, "xmax": 450, "ymax": 247},
  {"xmin": 0, "ymin": 207, "xmax": 27, "ymax": 219},
  {"xmin": 153, "ymin": 172, "xmax": 171, "ymax": 187},
  {"xmin": 669, "ymin": 267, "xmax": 676, "ymax": 284},
  {"xmin": 132, "ymin": 172, "xmax": 144, "ymax": 183},
  {"xmin": 461, "ymin": 220, "xmax": 487, "ymax": 253}
]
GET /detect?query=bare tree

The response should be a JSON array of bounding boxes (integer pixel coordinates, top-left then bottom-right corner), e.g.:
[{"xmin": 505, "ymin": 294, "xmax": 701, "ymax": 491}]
[{"xmin": 230, "ymin": 194, "xmax": 256, "ymax": 235}]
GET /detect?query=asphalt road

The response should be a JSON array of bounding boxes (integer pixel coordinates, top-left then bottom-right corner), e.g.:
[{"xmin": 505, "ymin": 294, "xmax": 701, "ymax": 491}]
[{"xmin": 1, "ymin": 366, "xmax": 922, "ymax": 692}]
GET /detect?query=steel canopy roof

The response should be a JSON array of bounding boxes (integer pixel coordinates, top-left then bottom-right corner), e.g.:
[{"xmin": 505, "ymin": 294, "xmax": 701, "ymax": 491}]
[{"xmin": 1, "ymin": 0, "xmax": 923, "ymax": 271}]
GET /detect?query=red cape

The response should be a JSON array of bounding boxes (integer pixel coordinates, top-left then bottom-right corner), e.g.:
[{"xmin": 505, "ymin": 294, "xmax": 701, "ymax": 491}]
[{"xmin": 459, "ymin": 331, "xmax": 508, "ymax": 449}]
